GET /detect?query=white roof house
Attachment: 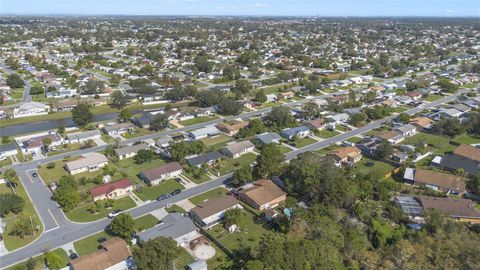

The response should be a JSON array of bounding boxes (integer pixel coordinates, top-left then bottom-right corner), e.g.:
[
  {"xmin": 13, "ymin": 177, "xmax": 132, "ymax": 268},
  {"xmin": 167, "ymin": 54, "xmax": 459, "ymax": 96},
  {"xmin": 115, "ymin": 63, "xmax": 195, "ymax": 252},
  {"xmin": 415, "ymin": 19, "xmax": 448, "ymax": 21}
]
[{"xmin": 13, "ymin": 102, "xmax": 50, "ymax": 118}]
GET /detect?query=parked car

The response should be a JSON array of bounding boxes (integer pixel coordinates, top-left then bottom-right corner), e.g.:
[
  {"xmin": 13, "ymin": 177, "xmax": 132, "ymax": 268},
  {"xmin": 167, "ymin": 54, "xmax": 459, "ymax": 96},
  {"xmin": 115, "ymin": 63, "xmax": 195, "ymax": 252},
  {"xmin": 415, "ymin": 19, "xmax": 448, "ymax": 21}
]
[
  {"xmin": 69, "ymin": 253, "xmax": 79, "ymax": 260},
  {"xmin": 170, "ymin": 189, "xmax": 182, "ymax": 196},
  {"xmin": 98, "ymin": 237, "xmax": 107, "ymax": 243},
  {"xmin": 157, "ymin": 194, "xmax": 170, "ymax": 201},
  {"xmin": 48, "ymin": 183, "xmax": 58, "ymax": 192},
  {"xmin": 108, "ymin": 209, "xmax": 122, "ymax": 218},
  {"xmin": 31, "ymin": 172, "xmax": 38, "ymax": 178}
]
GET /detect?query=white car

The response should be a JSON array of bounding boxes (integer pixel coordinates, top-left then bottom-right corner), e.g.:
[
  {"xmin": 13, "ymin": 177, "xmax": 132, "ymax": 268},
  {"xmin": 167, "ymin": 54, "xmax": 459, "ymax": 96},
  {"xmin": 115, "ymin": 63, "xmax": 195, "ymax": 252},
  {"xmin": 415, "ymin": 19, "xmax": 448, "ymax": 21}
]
[{"xmin": 108, "ymin": 209, "xmax": 122, "ymax": 218}]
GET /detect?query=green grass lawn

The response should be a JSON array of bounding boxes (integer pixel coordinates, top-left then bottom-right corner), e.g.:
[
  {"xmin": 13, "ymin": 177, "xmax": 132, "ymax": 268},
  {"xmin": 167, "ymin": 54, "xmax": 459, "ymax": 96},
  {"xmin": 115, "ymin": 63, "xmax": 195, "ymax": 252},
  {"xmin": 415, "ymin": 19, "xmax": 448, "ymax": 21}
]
[
  {"xmin": 425, "ymin": 94, "xmax": 443, "ymax": 102},
  {"xmin": 47, "ymin": 143, "xmax": 89, "ymax": 157},
  {"xmin": 179, "ymin": 116, "xmax": 219, "ymax": 126},
  {"xmin": 134, "ymin": 179, "xmax": 185, "ymax": 201},
  {"xmin": 393, "ymin": 106, "xmax": 410, "ymax": 113},
  {"xmin": 134, "ymin": 214, "xmax": 159, "ymax": 232},
  {"xmin": 0, "ymin": 182, "xmax": 43, "ymax": 251},
  {"xmin": 73, "ymin": 231, "xmax": 111, "ymax": 256},
  {"xmin": 0, "ymin": 156, "xmax": 13, "ymax": 168},
  {"xmin": 336, "ymin": 125, "xmax": 350, "ymax": 132},
  {"xmin": 189, "ymin": 187, "xmax": 229, "ymax": 205},
  {"xmin": 316, "ymin": 129, "xmax": 340, "ymax": 138},
  {"xmin": 182, "ymin": 171, "xmax": 211, "ymax": 184},
  {"xmin": 215, "ymin": 153, "xmax": 257, "ymax": 175},
  {"xmin": 5, "ymin": 248, "xmax": 69, "ymax": 270},
  {"xmin": 200, "ymin": 135, "xmax": 233, "ymax": 149},
  {"xmin": 209, "ymin": 209, "xmax": 270, "ymax": 255},
  {"xmin": 115, "ymin": 157, "xmax": 166, "ymax": 184},
  {"xmin": 165, "ymin": 204, "xmax": 187, "ymax": 213},
  {"xmin": 290, "ymin": 137, "xmax": 317, "ymax": 148},
  {"xmin": 454, "ymin": 133, "xmax": 480, "ymax": 145},
  {"xmin": 278, "ymin": 145, "xmax": 292, "ymax": 154},
  {"xmin": 65, "ymin": 196, "xmax": 136, "ymax": 222},
  {"xmin": 121, "ymin": 128, "xmax": 152, "ymax": 139},
  {"xmin": 354, "ymin": 158, "xmax": 395, "ymax": 177},
  {"xmin": 11, "ymin": 88, "xmax": 24, "ymax": 100},
  {"xmin": 347, "ymin": 136, "xmax": 363, "ymax": 144},
  {"xmin": 402, "ymin": 132, "xmax": 456, "ymax": 155}
]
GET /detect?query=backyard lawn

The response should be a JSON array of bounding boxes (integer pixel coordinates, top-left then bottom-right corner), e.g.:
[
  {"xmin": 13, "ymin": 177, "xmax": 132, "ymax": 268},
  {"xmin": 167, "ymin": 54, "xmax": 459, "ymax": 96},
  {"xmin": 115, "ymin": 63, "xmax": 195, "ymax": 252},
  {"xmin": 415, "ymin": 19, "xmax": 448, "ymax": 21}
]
[
  {"xmin": 215, "ymin": 153, "xmax": 257, "ymax": 175},
  {"xmin": 454, "ymin": 133, "xmax": 480, "ymax": 145},
  {"xmin": 424, "ymin": 94, "xmax": 443, "ymax": 102},
  {"xmin": 402, "ymin": 132, "xmax": 456, "ymax": 155},
  {"xmin": 200, "ymin": 134, "xmax": 233, "ymax": 149},
  {"xmin": 5, "ymin": 248, "xmax": 69, "ymax": 270},
  {"xmin": 65, "ymin": 196, "xmax": 136, "ymax": 222},
  {"xmin": 178, "ymin": 116, "xmax": 219, "ymax": 126},
  {"xmin": 134, "ymin": 179, "xmax": 185, "ymax": 201},
  {"xmin": 134, "ymin": 214, "xmax": 159, "ymax": 232},
  {"xmin": 209, "ymin": 209, "xmax": 270, "ymax": 255},
  {"xmin": 291, "ymin": 137, "xmax": 317, "ymax": 148},
  {"xmin": 316, "ymin": 129, "xmax": 340, "ymax": 138},
  {"xmin": 74, "ymin": 231, "xmax": 111, "ymax": 256},
  {"xmin": 189, "ymin": 187, "xmax": 229, "ymax": 205},
  {"xmin": 354, "ymin": 158, "xmax": 395, "ymax": 177},
  {"xmin": 0, "ymin": 182, "xmax": 43, "ymax": 251}
]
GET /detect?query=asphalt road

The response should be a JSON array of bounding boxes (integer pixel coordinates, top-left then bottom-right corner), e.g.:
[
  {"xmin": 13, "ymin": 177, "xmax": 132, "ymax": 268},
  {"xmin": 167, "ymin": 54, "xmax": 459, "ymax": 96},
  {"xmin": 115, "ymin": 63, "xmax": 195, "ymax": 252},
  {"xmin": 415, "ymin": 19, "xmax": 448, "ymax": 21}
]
[{"xmin": 0, "ymin": 89, "xmax": 466, "ymax": 269}]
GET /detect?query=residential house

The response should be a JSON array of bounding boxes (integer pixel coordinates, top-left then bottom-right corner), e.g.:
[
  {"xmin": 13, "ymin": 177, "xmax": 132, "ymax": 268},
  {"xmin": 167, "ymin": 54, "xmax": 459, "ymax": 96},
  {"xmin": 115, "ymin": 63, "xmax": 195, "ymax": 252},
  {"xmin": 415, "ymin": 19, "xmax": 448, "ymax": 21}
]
[
  {"xmin": 280, "ymin": 126, "xmax": 311, "ymax": 140},
  {"xmin": 375, "ymin": 130, "xmax": 404, "ymax": 145},
  {"xmin": 215, "ymin": 120, "xmax": 249, "ymax": 136},
  {"xmin": 277, "ymin": 91, "xmax": 294, "ymax": 100},
  {"xmin": 102, "ymin": 123, "xmax": 135, "ymax": 136},
  {"xmin": 131, "ymin": 112, "xmax": 155, "ymax": 129},
  {"xmin": 0, "ymin": 143, "xmax": 17, "ymax": 160},
  {"xmin": 188, "ymin": 126, "xmax": 220, "ymax": 140},
  {"xmin": 220, "ymin": 140, "xmax": 255, "ymax": 158},
  {"xmin": 189, "ymin": 195, "xmax": 242, "ymax": 228},
  {"xmin": 403, "ymin": 168, "xmax": 466, "ymax": 194},
  {"xmin": 67, "ymin": 130, "xmax": 101, "ymax": 144},
  {"xmin": 13, "ymin": 102, "xmax": 50, "ymax": 118},
  {"xmin": 155, "ymin": 136, "xmax": 172, "ymax": 148},
  {"xmin": 186, "ymin": 151, "xmax": 224, "ymax": 168},
  {"xmin": 395, "ymin": 196, "xmax": 480, "ymax": 223},
  {"xmin": 89, "ymin": 179, "xmax": 133, "ymax": 202},
  {"xmin": 187, "ymin": 261, "xmax": 208, "ymax": 270},
  {"xmin": 440, "ymin": 144, "xmax": 480, "ymax": 175},
  {"xmin": 409, "ymin": 117, "xmax": 434, "ymax": 131},
  {"xmin": 65, "ymin": 153, "xmax": 109, "ymax": 175},
  {"xmin": 265, "ymin": 94, "xmax": 278, "ymax": 102},
  {"xmin": 305, "ymin": 118, "xmax": 325, "ymax": 131},
  {"xmin": 393, "ymin": 124, "xmax": 417, "ymax": 137},
  {"xmin": 328, "ymin": 146, "xmax": 363, "ymax": 167},
  {"xmin": 237, "ymin": 179, "xmax": 287, "ymax": 211},
  {"xmin": 114, "ymin": 143, "xmax": 149, "ymax": 160},
  {"xmin": 137, "ymin": 213, "xmax": 199, "ymax": 247},
  {"xmin": 70, "ymin": 237, "xmax": 133, "ymax": 270},
  {"xmin": 139, "ymin": 162, "xmax": 183, "ymax": 186},
  {"xmin": 356, "ymin": 137, "xmax": 382, "ymax": 157},
  {"xmin": 429, "ymin": 107, "xmax": 463, "ymax": 121},
  {"xmin": 255, "ymin": 132, "xmax": 282, "ymax": 145},
  {"xmin": 327, "ymin": 113, "xmax": 350, "ymax": 125},
  {"xmin": 19, "ymin": 131, "xmax": 64, "ymax": 154}
]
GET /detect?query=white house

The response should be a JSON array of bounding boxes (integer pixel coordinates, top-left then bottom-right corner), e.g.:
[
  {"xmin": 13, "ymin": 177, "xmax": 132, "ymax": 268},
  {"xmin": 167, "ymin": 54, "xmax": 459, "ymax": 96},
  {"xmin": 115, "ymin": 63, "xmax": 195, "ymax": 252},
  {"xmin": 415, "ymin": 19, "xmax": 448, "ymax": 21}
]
[
  {"xmin": 189, "ymin": 196, "xmax": 243, "ymax": 228},
  {"xmin": 13, "ymin": 102, "xmax": 50, "ymax": 118},
  {"xmin": 220, "ymin": 140, "xmax": 255, "ymax": 158},
  {"xmin": 0, "ymin": 143, "xmax": 17, "ymax": 160},
  {"xmin": 65, "ymin": 153, "xmax": 108, "ymax": 175}
]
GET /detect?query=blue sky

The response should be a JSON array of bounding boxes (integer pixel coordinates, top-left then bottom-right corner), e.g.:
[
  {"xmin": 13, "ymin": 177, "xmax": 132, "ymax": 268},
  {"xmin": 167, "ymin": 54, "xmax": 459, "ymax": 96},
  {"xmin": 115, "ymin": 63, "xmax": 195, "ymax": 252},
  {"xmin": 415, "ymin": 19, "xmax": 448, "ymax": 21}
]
[{"xmin": 2, "ymin": 0, "xmax": 479, "ymax": 17}]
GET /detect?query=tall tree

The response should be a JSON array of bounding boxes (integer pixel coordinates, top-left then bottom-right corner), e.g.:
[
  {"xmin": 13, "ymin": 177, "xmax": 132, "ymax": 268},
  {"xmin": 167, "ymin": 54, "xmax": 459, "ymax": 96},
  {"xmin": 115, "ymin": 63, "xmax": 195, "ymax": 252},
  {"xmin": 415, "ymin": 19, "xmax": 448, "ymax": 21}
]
[
  {"xmin": 254, "ymin": 144, "xmax": 285, "ymax": 179},
  {"xmin": 149, "ymin": 114, "xmax": 169, "ymax": 131},
  {"xmin": 111, "ymin": 90, "xmax": 127, "ymax": 109},
  {"xmin": 72, "ymin": 104, "xmax": 93, "ymax": 127},
  {"xmin": 110, "ymin": 213, "xmax": 135, "ymax": 240},
  {"xmin": 133, "ymin": 237, "xmax": 182, "ymax": 270}
]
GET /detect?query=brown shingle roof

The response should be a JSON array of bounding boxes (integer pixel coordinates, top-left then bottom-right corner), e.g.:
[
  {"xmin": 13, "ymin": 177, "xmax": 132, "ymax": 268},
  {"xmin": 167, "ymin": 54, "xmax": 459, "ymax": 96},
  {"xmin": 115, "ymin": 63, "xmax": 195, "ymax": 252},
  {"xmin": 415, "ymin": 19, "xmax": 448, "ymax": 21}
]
[
  {"xmin": 375, "ymin": 130, "xmax": 401, "ymax": 140},
  {"xmin": 454, "ymin": 144, "xmax": 480, "ymax": 162},
  {"xmin": 190, "ymin": 195, "xmax": 239, "ymax": 219},
  {"xmin": 414, "ymin": 168, "xmax": 466, "ymax": 193},
  {"xmin": 417, "ymin": 196, "xmax": 480, "ymax": 219},
  {"xmin": 329, "ymin": 146, "xmax": 361, "ymax": 161},
  {"xmin": 238, "ymin": 179, "xmax": 286, "ymax": 207},
  {"xmin": 70, "ymin": 237, "xmax": 131, "ymax": 270},
  {"xmin": 140, "ymin": 162, "xmax": 182, "ymax": 181},
  {"xmin": 409, "ymin": 116, "xmax": 434, "ymax": 129}
]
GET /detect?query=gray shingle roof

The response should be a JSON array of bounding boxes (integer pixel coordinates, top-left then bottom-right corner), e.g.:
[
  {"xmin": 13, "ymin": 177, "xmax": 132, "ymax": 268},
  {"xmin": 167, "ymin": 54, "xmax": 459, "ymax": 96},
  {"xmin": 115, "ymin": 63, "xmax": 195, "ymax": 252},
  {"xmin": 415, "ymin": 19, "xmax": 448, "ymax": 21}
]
[{"xmin": 137, "ymin": 213, "xmax": 197, "ymax": 242}]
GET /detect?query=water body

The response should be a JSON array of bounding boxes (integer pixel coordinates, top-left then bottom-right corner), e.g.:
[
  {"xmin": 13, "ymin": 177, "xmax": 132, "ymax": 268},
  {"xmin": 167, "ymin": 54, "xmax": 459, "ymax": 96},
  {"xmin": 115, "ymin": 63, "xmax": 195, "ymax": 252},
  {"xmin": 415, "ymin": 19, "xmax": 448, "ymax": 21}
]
[{"xmin": 1, "ymin": 112, "xmax": 120, "ymax": 136}]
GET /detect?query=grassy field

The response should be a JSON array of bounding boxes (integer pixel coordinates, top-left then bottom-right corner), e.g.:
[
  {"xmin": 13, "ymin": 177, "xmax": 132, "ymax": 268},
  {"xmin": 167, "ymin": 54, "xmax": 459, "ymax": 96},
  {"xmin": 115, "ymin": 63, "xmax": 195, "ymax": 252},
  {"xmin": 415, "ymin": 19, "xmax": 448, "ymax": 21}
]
[
  {"xmin": 165, "ymin": 204, "xmax": 187, "ymax": 213},
  {"xmin": 178, "ymin": 116, "xmax": 219, "ymax": 126},
  {"xmin": 134, "ymin": 179, "xmax": 185, "ymax": 201},
  {"xmin": 316, "ymin": 129, "xmax": 340, "ymax": 138},
  {"xmin": 291, "ymin": 137, "xmax": 317, "ymax": 148},
  {"xmin": 5, "ymin": 248, "xmax": 69, "ymax": 270},
  {"xmin": 215, "ymin": 153, "xmax": 257, "ymax": 175},
  {"xmin": 46, "ymin": 143, "xmax": 90, "ymax": 157},
  {"xmin": 182, "ymin": 171, "xmax": 211, "ymax": 184},
  {"xmin": 134, "ymin": 214, "xmax": 159, "ymax": 232},
  {"xmin": 189, "ymin": 187, "xmax": 229, "ymax": 205},
  {"xmin": 115, "ymin": 157, "xmax": 166, "ymax": 184},
  {"xmin": 121, "ymin": 128, "xmax": 152, "ymax": 139},
  {"xmin": 73, "ymin": 231, "xmax": 111, "ymax": 256},
  {"xmin": 0, "ymin": 156, "xmax": 13, "ymax": 168},
  {"xmin": 65, "ymin": 196, "xmax": 136, "ymax": 222},
  {"xmin": 0, "ymin": 182, "xmax": 43, "ymax": 251},
  {"xmin": 277, "ymin": 145, "xmax": 292, "ymax": 154},
  {"xmin": 346, "ymin": 136, "xmax": 363, "ymax": 144}
]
